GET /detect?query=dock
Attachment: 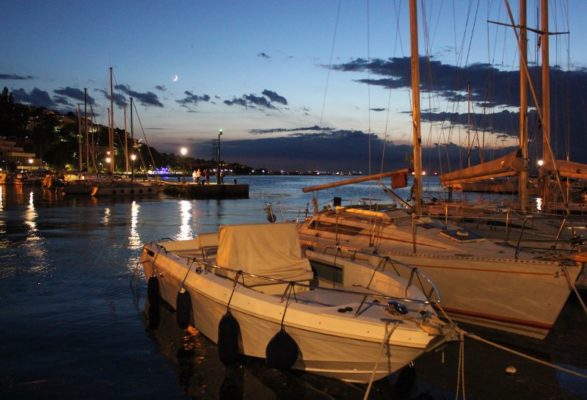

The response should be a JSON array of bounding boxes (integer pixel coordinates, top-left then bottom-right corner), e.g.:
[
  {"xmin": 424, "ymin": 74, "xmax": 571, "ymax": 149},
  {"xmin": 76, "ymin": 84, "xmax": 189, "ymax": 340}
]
[{"xmin": 162, "ymin": 182, "xmax": 249, "ymax": 199}]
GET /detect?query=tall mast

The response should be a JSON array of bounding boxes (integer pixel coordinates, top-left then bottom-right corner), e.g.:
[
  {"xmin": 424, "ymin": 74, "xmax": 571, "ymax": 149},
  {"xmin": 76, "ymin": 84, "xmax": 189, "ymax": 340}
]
[
  {"xmin": 541, "ymin": 0, "xmax": 550, "ymax": 202},
  {"xmin": 84, "ymin": 88, "xmax": 89, "ymax": 172},
  {"xmin": 123, "ymin": 103, "xmax": 128, "ymax": 173},
  {"xmin": 109, "ymin": 66, "xmax": 115, "ymax": 174},
  {"xmin": 409, "ymin": 0, "xmax": 422, "ymax": 214},
  {"xmin": 77, "ymin": 104, "xmax": 82, "ymax": 172},
  {"xmin": 519, "ymin": 0, "xmax": 528, "ymax": 212}
]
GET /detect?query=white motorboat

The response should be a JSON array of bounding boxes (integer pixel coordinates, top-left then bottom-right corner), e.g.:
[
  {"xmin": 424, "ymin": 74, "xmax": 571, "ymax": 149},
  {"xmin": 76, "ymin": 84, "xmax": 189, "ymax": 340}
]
[{"xmin": 140, "ymin": 222, "xmax": 452, "ymax": 383}]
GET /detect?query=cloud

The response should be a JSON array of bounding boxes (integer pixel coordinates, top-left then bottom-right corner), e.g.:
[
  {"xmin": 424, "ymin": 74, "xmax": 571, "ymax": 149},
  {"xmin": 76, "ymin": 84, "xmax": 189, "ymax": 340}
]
[
  {"xmin": 176, "ymin": 91, "xmax": 211, "ymax": 109},
  {"xmin": 262, "ymin": 89, "xmax": 287, "ymax": 105},
  {"xmin": 257, "ymin": 52, "xmax": 271, "ymax": 59},
  {"xmin": 330, "ymin": 56, "xmax": 587, "ymax": 163},
  {"xmin": 54, "ymin": 87, "xmax": 96, "ymax": 105},
  {"xmin": 114, "ymin": 84, "xmax": 164, "ymax": 107},
  {"xmin": 155, "ymin": 84, "xmax": 166, "ymax": 92},
  {"xmin": 249, "ymin": 125, "xmax": 334, "ymax": 135},
  {"xmin": 370, "ymin": 107, "xmax": 386, "ymax": 112},
  {"xmin": 224, "ymin": 90, "xmax": 288, "ymax": 110},
  {"xmin": 95, "ymin": 88, "xmax": 127, "ymax": 107},
  {"xmin": 53, "ymin": 96, "xmax": 72, "ymax": 106},
  {"xmin": 224, "ymin": 93, "xmax": 275, "ymax": 109},
  {"xmin": 12, "ymin": 88, "xmax": 56, "ymax": 108},
  {"xmin": 0, "ymin": 73, "xmax": 34, "ymax": 80}
]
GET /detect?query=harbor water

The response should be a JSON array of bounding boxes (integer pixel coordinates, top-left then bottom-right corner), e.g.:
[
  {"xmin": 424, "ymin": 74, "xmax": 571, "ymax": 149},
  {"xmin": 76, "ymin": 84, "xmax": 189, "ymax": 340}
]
[{"xmin": 0, "ymin": 175, "xmax": 586, "ymax": 399}]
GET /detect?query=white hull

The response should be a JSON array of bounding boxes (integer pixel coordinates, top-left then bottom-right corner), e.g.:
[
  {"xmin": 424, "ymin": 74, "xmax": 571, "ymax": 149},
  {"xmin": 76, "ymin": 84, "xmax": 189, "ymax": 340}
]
[
  {"xmin": 141, "ymin": 231, "xmax": 447, "ymax": 383},
  {"xmin": 299, "ymin": 208, "xmax": 584, "ymax": 339}
]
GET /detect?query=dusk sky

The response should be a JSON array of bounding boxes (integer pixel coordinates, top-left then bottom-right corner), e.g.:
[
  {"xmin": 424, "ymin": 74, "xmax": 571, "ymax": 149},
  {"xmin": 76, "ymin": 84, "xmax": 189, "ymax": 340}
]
[{"xmin": 2, "ymin": 0, "xmax": 587, "ymax": 170}]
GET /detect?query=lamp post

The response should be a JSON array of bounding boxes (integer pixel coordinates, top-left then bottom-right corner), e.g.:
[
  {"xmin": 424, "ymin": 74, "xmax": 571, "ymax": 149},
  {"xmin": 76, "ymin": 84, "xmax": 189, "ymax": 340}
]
[
  {"xmin": 216, "ymin": 129, "xmax": 223, "ymax": 184},
  {"xmin": 130, "ymin": 153, "xmax": 137, "ymax": 182},
  {"xmin": 180, "ymin": 146, "xmax": 188, "ymax": 181}
]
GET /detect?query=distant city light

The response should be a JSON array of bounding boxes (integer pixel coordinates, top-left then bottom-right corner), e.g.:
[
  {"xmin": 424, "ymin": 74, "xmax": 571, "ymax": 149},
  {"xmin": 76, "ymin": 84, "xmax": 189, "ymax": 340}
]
[{"xmin": 180, "ymin": 147, "xmax": 188, "ymax": 156}]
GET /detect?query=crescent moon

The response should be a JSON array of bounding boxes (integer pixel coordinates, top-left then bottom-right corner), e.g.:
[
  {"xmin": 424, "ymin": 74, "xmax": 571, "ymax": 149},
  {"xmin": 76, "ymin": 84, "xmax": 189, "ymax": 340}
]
[{"xmin": 172, "ymin": 74, "xmax": 179, "ymax": 82}]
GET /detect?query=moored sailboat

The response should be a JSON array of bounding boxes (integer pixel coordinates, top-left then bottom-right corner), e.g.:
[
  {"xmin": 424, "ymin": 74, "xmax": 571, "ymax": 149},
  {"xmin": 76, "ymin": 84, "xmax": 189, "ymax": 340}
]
[{"xmin": 297, "ymin": 0, "xmax": 585, "ymax": 340}]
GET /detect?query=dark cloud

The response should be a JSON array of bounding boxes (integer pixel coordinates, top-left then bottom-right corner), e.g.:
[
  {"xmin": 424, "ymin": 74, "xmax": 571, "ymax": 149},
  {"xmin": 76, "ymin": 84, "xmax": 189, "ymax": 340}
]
[
  {"xmin": 250, "ymin": 125, "xmax": 334, "ymax": 135},
  {"xmin": 53, "ymin": 96, "xmax": 72, "ymax": 106},
  {"xmin": 262, "ymin": 89, "xmax": 287, "ymax": 105},
  {"xmin": 0, "ymin": 73, "xmax": 34, "ymax": 80},
  {"xmin": 258, "ymin": 52, "xmax": 271, "ymax": 59},
  {"xmin": 155, "ymin": 85, "xmax": 166, "ymax": 92},
  {"xmin": 54, "ymin": 87, "xmax": 96, "ymax": 105},
  {"xmin": 370, "ymin": 108, "xmax": 386, "ymax": 112},
  {"xmin": 12, "ymin": 88, "xmax": 56, "ymax": 108},
  {"xmin": 224, "ymin": 93, "xmax": 275, "ymax": 109},
  {"xmin": 331, "ymin": 56, "xmax": 587, "ymax": 163},
  {"xmin": 193, "ymin": 127, "xmax": 521, "ymax": 172},
  {"xmin": 115, "ymin": 84, "xmax": 164, "ymax": 107},
  {"xmin": 224, "ymin": 90, "xmax": 289, "ymax": 110},
  {"xmin": 176, "ymin": 91, "xmax": 211, "ymax": 109},
  {"xmin": 95, "ymin": 88, "xmax": 127, "ymax": 107}
]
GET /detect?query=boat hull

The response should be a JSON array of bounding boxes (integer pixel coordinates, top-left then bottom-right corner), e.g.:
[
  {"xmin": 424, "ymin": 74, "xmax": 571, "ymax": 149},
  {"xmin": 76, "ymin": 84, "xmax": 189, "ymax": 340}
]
[
  {"xmin": 141, "ymin": 244, "xmax": 439, "ymax": 383},
  {"xmin": 299, "ymin": 211, "xmax": 583, "ymax": 339}
]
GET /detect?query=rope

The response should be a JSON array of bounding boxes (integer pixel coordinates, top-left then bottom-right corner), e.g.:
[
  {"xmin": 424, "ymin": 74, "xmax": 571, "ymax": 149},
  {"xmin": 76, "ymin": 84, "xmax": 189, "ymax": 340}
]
[
  {"xmin": 363, "ymin": 321, "xmax": 399, "ymax": 400},
  {"xmin": 562, "ymin": 265, "xmax": 587, "ymax": 315},
  {"xmin": 463, "ymin": 330, "xmax": 587, "ymax": 380},
  {"xmin": 455, "ymin": 330, "xmax": 466, "ymax": 400}
]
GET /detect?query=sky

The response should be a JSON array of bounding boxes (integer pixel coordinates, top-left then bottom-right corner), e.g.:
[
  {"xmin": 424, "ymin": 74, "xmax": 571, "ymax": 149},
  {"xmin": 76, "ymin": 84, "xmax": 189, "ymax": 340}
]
[{"xmin": 2, "ymin": 0, "xmax": 587, "ymax": 171}]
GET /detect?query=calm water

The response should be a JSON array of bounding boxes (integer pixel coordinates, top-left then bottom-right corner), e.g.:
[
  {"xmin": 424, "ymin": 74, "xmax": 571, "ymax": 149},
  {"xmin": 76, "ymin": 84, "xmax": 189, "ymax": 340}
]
[{"xmin": 0, "ymin": 176, "xmax": 586, "ymax": 400}]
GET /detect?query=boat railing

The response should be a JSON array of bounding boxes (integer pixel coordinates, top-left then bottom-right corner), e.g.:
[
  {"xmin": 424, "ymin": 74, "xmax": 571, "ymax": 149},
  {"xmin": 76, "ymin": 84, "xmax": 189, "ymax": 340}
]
[
  {"xmin": 311, "ymin": 245, "xmax": 442, "ymax": 306},
  {"xmin": 165, "ymin": 248, "xmax": 436, "ymax": 310}
]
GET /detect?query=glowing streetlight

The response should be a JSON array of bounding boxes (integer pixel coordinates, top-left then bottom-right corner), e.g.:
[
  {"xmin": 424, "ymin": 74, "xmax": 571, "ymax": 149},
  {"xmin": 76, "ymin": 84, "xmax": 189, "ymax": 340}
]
[
  {"xmin": 130, "ymin": 153, "xmax": 137, "ymax": 182},
  {"xmin": 216, "ymin": 129, "xmax": 223, "ymax": 184},
  {"xmin": 537, "ymin": 159, "xmax": 544, "ymax": 167},
  {"xmin": 179, "ymin": 147, "xmax": 188, "ymax": 178}
]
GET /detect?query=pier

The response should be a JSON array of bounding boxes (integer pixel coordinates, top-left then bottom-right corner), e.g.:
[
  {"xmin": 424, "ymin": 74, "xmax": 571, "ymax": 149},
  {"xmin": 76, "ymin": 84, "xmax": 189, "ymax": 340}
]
[{"xmin": 162, "ymin": 182, "xmax": 249, "ymax": 199}]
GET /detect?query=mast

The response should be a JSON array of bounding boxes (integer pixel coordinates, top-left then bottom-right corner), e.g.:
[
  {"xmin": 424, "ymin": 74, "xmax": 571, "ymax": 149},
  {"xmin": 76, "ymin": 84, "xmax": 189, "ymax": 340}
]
[
  {"xmin": 84, "ymin": 88, "xmax": 89, "ymax": 172},
  {"xmin": 77, "ymin": 104, "xmax": 82, "ymax": 172},
  {"xmin": 409, "ymin": 0, "xmax": 423, "ymax": 214},
  {"xmin": 108, "ymin": 66, "xmax": 115, "ymax": 174},
  {"xmin": 467, "ymin": 82, "xmax": 472, "ymax": 168},
  {"xmin": 541, "ymin": 0, "xmax": 550, "ymax": 203},
  {"xmin": 124, "ymin": 103, "xmax": 128, "ymax": 173},
  {"xmin": 519, "ymin": 0, "xmax": 528, "ymax": 212}
]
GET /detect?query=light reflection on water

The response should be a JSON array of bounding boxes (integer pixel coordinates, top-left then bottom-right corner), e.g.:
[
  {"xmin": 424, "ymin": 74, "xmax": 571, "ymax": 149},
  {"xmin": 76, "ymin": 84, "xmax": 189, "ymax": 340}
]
[
  {"xmin": 176, "ymin": 200, "xmax": 192, "ymax": 240},
  {"xmin": 128, "ymin": 201, "xmax": 141, "ymax": 250}
]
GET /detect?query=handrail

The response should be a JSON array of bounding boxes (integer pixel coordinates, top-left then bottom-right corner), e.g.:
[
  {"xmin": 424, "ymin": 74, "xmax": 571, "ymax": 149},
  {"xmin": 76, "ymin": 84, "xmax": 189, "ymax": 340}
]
[{"xmin": 153, "ymin": 242, "xmax": 433, "ymax": 307}]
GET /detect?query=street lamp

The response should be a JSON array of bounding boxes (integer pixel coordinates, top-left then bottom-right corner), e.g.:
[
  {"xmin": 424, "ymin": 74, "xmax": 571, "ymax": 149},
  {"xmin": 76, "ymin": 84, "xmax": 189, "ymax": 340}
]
[
  {"xmin": 130, "ymin": 153, "xmax": 137, "ymax": 182},
  {"xmin": 216, "ymin": 129, "xmax": 223, "ymax": 184},
  {"xmin": 179, "ymin": 147, "xmax": 188, "ymax": 180}
]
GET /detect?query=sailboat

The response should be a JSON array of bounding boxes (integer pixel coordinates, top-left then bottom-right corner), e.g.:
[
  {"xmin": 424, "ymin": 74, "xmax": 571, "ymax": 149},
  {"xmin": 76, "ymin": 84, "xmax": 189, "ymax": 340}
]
[
  {"xmin": 90, "ymin": 68, "xmax": 162, "ymax": 197},
  {"xmin": 439, "ymin": 0, "xmax": 586, "ymax": 213},
  {"xmin": 298, "ymin": 0, "xmax": 585, "ymax": 339}
]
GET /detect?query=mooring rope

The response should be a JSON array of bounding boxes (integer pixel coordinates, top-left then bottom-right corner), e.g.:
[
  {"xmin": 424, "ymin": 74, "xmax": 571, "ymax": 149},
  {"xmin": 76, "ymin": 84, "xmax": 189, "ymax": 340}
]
[
  {"xmin": 463, "ymin": 330, "xmax": 587, "ymax": 380},
  {"xmin": 454, "ymin": 330, "xmax": 466, "ymax": 400},
  {"xmin": 363, "ymin": 321, "xmax": 399, "ymax": 400},
  {"xmin": 562, "ymin": 265, "xmax": 587, "ymax": 315}
]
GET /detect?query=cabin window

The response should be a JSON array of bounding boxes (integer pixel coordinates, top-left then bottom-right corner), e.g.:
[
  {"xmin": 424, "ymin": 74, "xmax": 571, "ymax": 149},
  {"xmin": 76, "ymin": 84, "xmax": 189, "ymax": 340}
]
[{"xmin": 310, "ymin": 260, "xmax": 343, "ymax": 284}]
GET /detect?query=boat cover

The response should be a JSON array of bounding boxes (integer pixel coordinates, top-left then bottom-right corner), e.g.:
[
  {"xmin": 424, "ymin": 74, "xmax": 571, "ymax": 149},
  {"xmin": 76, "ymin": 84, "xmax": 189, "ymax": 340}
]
[{"xmin": 216, "ymin": 223, "xmax": 314, "ymax": 284}]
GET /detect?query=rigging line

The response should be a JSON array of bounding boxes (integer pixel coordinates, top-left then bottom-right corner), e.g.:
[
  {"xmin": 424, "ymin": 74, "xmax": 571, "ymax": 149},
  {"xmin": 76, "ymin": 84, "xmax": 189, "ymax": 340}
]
[
  {"xmin": 381, "ymin": 0, "xmax": 406, "ymax": 173},
  {"xmin": 319, "ymin": 0, "xmax": 342, "ymax": 127},
  {"xmin": 366, "ymin": 0, "xmax": 372, "ymax": 177},
  {"xmin": 131, "ymin": 101, "xmax": 157, "ymax": 171}
]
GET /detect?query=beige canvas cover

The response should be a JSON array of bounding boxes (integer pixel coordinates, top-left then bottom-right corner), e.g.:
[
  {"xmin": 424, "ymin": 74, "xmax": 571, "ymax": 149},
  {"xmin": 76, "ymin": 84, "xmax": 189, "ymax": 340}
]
[{"xmin": 216, "ymin": 223, "xmax": 314, "ymax": 285}]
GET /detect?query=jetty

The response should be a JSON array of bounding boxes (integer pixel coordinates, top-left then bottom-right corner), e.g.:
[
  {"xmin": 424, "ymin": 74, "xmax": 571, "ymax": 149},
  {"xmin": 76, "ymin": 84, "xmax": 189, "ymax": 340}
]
[{"xmin": 162, "ymin": 181, "xmax": 249, "ymax": 199}]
